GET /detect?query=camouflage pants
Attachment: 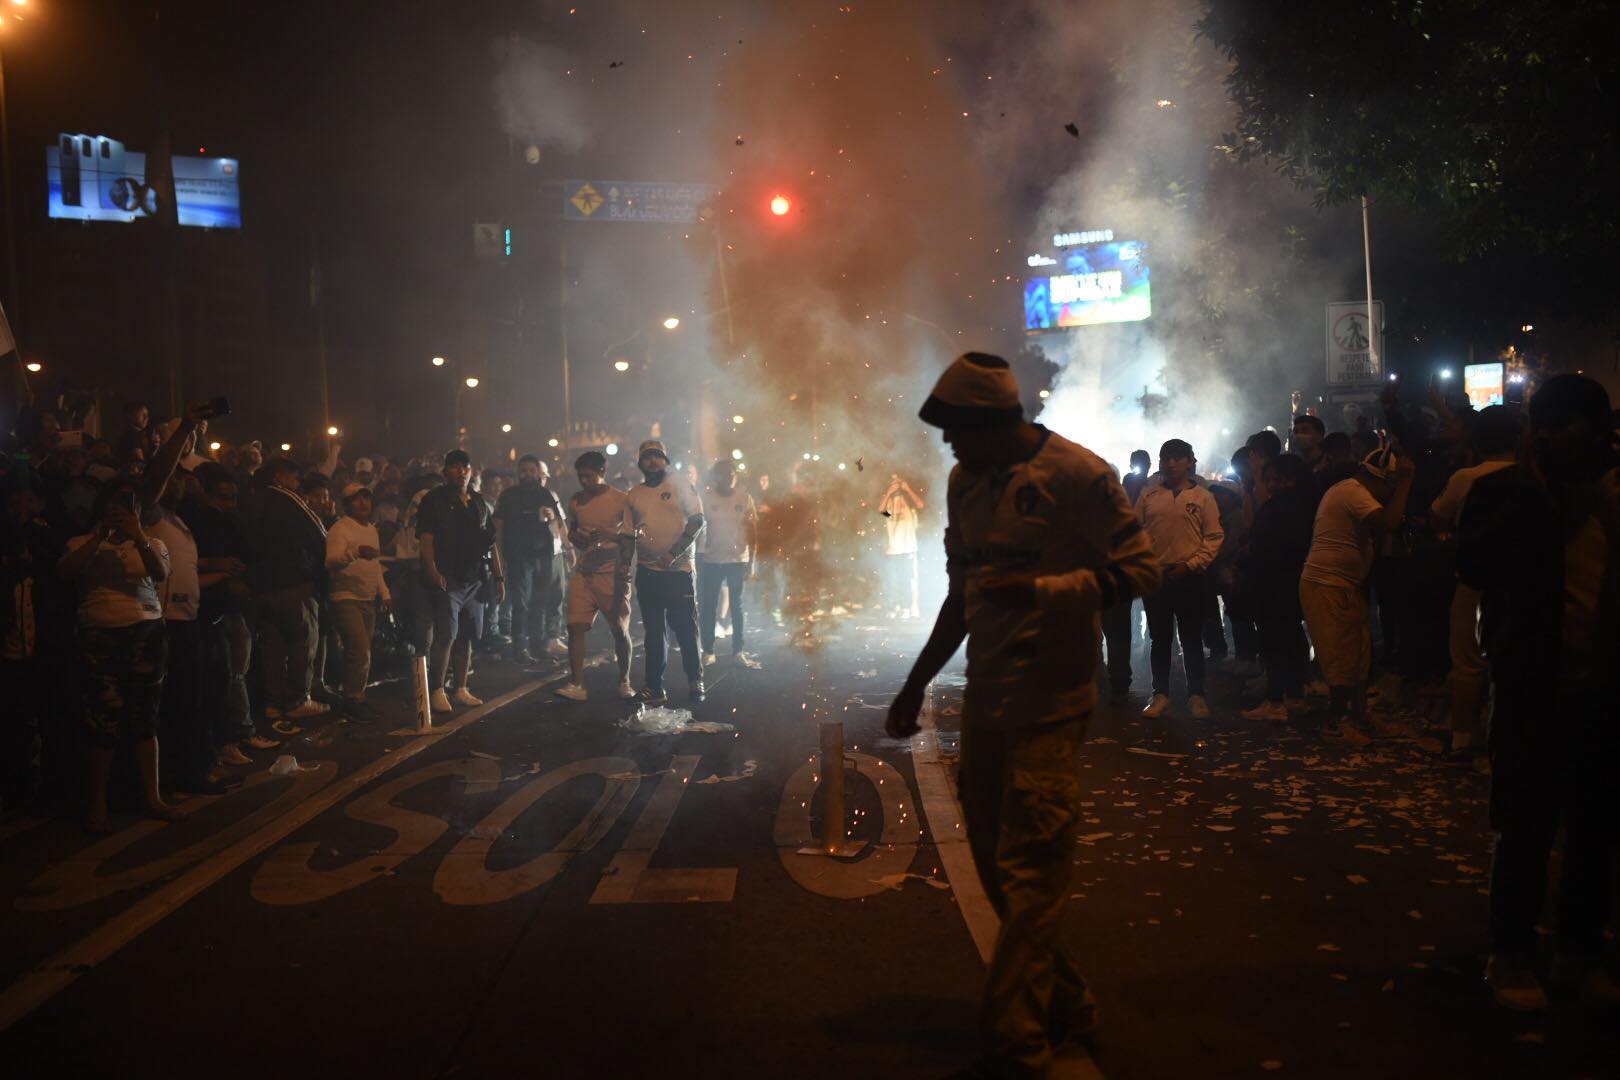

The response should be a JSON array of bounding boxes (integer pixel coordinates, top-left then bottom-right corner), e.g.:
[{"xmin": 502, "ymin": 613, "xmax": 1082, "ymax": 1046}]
[
  {"xmin": 959, "ymin": 713, "xmax": 1094, "ymax": 1077},
  {"xmin": 79, "ymin": 619, "xmax": 168, "ymax": 747}
]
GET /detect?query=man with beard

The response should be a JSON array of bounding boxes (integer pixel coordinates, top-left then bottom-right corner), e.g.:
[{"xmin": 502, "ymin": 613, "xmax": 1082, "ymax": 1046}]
[
  {"xmin": 554, "ymin": 451, "xmax": 636, "ymax": 701},
  {"xmin": 887, "ymin": 353, "xmax": 1161, "ymax": 1078},
  {"xmin": 496, "ymin": 454, "xmax": 569, "ymax": 665},
  {"xmin": 627, "ymin": 440, "xmax": 706, "ymax": 705}
]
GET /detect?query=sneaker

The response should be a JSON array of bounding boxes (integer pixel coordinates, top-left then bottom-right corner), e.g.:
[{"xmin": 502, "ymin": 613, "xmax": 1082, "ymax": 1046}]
[
  {"xmin": 1187, "ymin": 695, "xmax": 1211, "ymax": 720},
  {"xmin": 640, "ymin": 687, "xmax": 669, "ymax": 706},
  {"xmin": 430, "ymin": 689, "xmax": 454, "ymax": 713},
  {"xmin": 555, "ymin": 683, "xmax": 588, "ymax": 702},
  {"xmin": 703, "ymin": 653, "xmax": 718, "ymax": 668},
  {"xmin": 544, "ymin": 638, "xmax": 569, "ymax": 657},
  {"xmin": 1142, "ymin": 693, "xmax": 1170, "ymax": 719},
  {"xmin": 1241, "ymin": 700, "xmax": 1289, "ymax": 723},
  {"xmin": 1549, "ymin": 954, "xmax": 1620, "ymax": 1010},
  {"xmin": 1486, "ymin": 954, "xmax": 1549, "ymax": 1012},
  {"xmin": 616, "ymin": 679, "xmax": 637, "ymax": 700},
  {"xmin": 244, "ymin": 734, "xmax": 281, "ymax": 750},
  {"xmin": 270, "ymin": 719, "xmax": 303, "ymax": 736},
  {"xmin": 734, "ymin": 652, "xmax": 763, "ymax": 670},
  {"xmin": 284, "ymin": 699, "xmax": 331, "ymax": 720},
  {"xmin": 510, "ymin": 648, "xmax": 538, "ymax": 666},
  {"xmin": 215, "ymin": 743, "xmax": 252, "ymax": 767},
  {"xmin": 1322, "ymin": 722, "xmax": 1371, "ymax": 747},
  {"xmin": 690, "ymin": 680, "xmax": 706, "ymax": 704},
  {"xmin": 453, "ymin": 687, "xmax": 483, "ymax": 707}
]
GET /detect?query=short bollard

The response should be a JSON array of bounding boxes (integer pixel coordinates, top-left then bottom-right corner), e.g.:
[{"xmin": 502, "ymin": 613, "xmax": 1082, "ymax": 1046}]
[
  {"xmin": 797, "ymin": 720, "xmax": 867, "ymax": 859},
  {"xmin": 413, "ymin": 655, "xmax": 433, "ymax": 733}
]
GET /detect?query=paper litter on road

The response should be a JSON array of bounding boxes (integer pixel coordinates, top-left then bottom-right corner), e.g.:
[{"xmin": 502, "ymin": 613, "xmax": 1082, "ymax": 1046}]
[
  {"xmin": 695, "ymin": 760, "xmax": 759, "ymax": 784},
  {"xmin": 871, "ymin": 872, "xmax": 951, "ymax": 892},
  {"xmin": 619, "ymin": 706, "xmax": 737, "ymax": 736},
  {"xmin": 1127, "ymin": 747, "xmax": 1186, "ymax": 759}
]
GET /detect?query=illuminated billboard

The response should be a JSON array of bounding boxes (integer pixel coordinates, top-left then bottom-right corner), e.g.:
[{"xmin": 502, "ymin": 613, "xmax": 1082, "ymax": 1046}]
[
  {"xmin": 1023, "ymin": 232, "xmax": 1151, "ymax": 331},
  {"xmin": 45, "ymin": 134, "xmax": 242, "ymax": 229},
  {"xmin": 1463, "ymin": 362, "xmax": 1505, "ymax": 409}
]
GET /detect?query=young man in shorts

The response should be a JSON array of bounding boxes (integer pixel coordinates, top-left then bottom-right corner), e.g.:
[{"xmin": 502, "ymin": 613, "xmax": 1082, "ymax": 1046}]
[{"xmin": 555, "ymin": 451, "xmax": 637, "ymax": 701}]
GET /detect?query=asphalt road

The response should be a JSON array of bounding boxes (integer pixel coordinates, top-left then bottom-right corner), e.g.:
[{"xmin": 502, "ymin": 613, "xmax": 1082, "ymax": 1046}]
[{"xmin": 1, "ymin": 614, "xmax": 1615, "ymax": 1079}]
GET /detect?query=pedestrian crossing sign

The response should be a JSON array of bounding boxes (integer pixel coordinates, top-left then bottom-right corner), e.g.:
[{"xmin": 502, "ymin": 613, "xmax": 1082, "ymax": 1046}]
[{"xmin": 570, "ymin": 183, "xmax": 604, "ymax": 217}]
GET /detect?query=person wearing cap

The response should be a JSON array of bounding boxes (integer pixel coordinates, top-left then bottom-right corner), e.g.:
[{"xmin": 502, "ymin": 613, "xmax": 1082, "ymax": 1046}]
[
  {"xmin": 497, "ymin": 454, "xmax": 570, "ymax": 665},
  {"xmin": 627, "ymin": 439, "xmax": 707, "ymax": 704},
  {"xmin": 1457, "ymin": 374, "xmax": 1620, "ymax": 1013},
  {"xmin": 887, "ymin": 352, "xmax": 1161, "ymax": 1075},
  {"xmin": 416, "ymin": 449, "xmax": 504, "ymax": 712},
  {"xmin": 250, "ymin": 456, "xmax": 330, "ymax": 724},
  {"xmin": 1299, "ymin": 436, "xmax": 1416, "ymax": 745},
  {"xmin": 556, "ymin": 451, "xmax": 636, "ymax": 701},
  {"xmin": 698, "ymin": 458, "xmax": 758, "ymax": 666},
  {"xmin": 325, "ymin": 482, "xmax": 391, "ymax": 721}
]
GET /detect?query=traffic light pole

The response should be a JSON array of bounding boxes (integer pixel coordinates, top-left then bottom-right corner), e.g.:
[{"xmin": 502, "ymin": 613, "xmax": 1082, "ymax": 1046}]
[{"xmin": 0, "ymin": 40, "xmax": 22, "ymax": 350}]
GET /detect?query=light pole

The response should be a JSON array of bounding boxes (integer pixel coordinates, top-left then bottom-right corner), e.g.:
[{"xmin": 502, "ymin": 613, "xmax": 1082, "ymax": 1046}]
[{"xmin": 0, "ymin": 8, "xmax": 26, "ymax": 341}]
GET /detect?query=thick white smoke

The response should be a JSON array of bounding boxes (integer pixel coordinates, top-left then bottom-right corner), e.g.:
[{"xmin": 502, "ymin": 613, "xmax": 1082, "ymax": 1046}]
[{"xmin": 491, "ymin": 36, "xmax": 590, "ymax": 157}]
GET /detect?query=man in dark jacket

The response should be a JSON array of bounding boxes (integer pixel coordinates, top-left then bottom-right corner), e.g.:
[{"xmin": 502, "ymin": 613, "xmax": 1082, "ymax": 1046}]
[
  {"xmin": 1240, "ymin": 453, "xmax": 1316, "ymax": 722},
  {"xmin": 251, "ymin": 458, "xmax": 329, "ymax": 721},
  {"xmin": 1458, "ymin": 374, "xmax": 1620, "ymax": 1014}
]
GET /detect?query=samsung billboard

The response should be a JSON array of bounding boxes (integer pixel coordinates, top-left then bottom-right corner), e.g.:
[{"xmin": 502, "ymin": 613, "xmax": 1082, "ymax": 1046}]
[
  {"xmin": 46, "ymin": 133, "xmax": 242, "ymax": 229},
  {"xmin": 1023, "ymin": 230, "xmax": 1151, "ymax": 332}
]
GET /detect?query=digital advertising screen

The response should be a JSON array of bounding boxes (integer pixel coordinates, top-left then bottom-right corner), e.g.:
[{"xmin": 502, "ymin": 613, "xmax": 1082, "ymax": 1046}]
[
  {"xmin": 1463, "ymin": 362, "xmax": 1506, "ymax": 409},
  {"xmin": 45, "ymin": 134, "xmax": 242, "ymax": 229},
  {"xmin": 1023, "ymin": 234, "xmax": 1151, "ymax": 332}
]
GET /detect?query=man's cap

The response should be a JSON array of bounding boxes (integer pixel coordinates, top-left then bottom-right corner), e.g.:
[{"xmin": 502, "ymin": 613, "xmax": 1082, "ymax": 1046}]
[
  {"xmin": 1360, "ymin": 436, "xmax": 1401, "ymax": 480},
  {"xmin": 638, "ymin": 439, "xmax": 670, "ymax": 463},
  {"xmin": 245, "ymin": 439, "xmax": 263, "ymax": 451},
  {"xmin": 1529, "ymin": 373, "xmax": 1611, "ymax": 432},
  {"xmin": 575, "ymin": 450, "xmax": 607, "ymax": 472},
  {"xmin": 919, "ymin": 353, "xmax": 1024, "ymax": 429},
  {"xmin": 354, "ymin": 457, "xmax": 374, "ymax": 474},
  {"xmin": 341, "ymin": 482, "xmax": 370, "ymax": 500},
  {"xmin": 443, "ymin": 449, "xmax": 472, "ymax": 468}
]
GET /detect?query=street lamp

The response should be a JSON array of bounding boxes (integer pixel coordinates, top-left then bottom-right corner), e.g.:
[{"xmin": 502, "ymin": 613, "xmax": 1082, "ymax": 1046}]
[
  {"xmin": 326, "ymin": 425, "xmax": 339, "ymax": 436},
  {"xmin": 547, "ymin": 437, "xmax": 559, "ymax": 448},
  {"xmin": 613, "ymin": 359, "xmax": 630, "ymax": 372},
  {"xmin": 464, "ymin": 376, "xmax": 479, "ymax": 388},
  {"xmin": 280, "ymin": 442, "xmax": 292, "ymax": 451},
  {"xmin": 662, "ymin": 316, "xmax": 681, "ymax": 330},
  {"xmin": 431, "ymin": 355, "xmax": 446, "ymax": 367},
  {"xmin": 501, "ymin": 423, "xmax": 512, "ymax": 433},
  {"xmin": 731, "ymin": 414, "xmax": 744, "ymax": 424},
  {"xmin": 24, "ymin": 360, "xmax": 40, "ymax": 372},
  {"xmin": 605, "ymin": 442, "xmax": 619, "ymax": 456},
  {"xmin": 208, "ymin": 441, "xmax": 222, "ymax": 452},
  {"xmin": 0, "ymin": 0, "xmax": 36, "ymax": 340}
]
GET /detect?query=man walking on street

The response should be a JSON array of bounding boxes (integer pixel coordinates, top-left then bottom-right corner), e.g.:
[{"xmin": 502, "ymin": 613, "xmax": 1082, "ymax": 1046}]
[
  {"xmin": 1137, "ymin": 439, "xmax": 1224, "ymax": 720},
  {"xmin": 555, "ymin": 451, "xmax": 637, "ymax": 701},
  {"xmin": 628, "ymin": 440, "xmax": 706, "ymax": 705},
  {"xmin": 888, "ymin": 352, "xmax": 1161, "ymax": 1078},
  {"xmin": 416, "ymin": 449, "xmax": 504, "ymax": 713}
]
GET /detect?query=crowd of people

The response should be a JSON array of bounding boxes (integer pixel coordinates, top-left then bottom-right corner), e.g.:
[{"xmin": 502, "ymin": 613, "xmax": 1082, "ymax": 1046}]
[{"xmin": 4, "ymin": 361, "xmax": 1616, "ymax": 1032}]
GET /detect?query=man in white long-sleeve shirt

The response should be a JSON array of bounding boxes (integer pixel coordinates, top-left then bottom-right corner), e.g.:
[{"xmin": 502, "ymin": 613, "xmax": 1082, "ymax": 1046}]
[
  {"xmin": 326, "ymin": 483, "xmax": 392, "ymax": 720},
  {"xmin": 1136, "ymin": 438, "xmax": 1224, "ymax": 720},
  {"xmin": 886, "ymin": 352, "xmax": 1161, "ymax": 1076}
]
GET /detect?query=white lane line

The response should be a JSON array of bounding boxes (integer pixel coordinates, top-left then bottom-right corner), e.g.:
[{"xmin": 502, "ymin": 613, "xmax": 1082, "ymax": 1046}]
[
  {"xmin": 911, "ymin": 683, "xmax": 1000, "ymax": 963},
  {"xmin": 910, "ymin": 683, "xmax": 1108, "ymax": 1080},
  {"xmin": 0, "ymin": 678, "xmax": 548, "ymax": 1035}
]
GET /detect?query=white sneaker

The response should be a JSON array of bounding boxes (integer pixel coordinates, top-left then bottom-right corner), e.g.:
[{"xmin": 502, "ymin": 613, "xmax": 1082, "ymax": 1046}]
[
  {"xmin": 430, "ymin": 689, "xmax": 453, "ymax": 713},
  {"xmin": 703, "ymin": 653, "xmax": 718, "ymax": 667},
  {"xmin": 284, "ymin": 699, "xmax": 331, "ymax": 719},
  {"xmin": 1187, "ymin": 695, "xmax": 1211, "ymax": 720},
  {"xmin": 616, "ymin": 679, "xmax": 636, "ymax": 700},
  {"xmin": 1486, "ymin": 954, "xmax": 1549, "ymax": 1012},
  {"xmin": 555, "ymin": 682, "xmax": 588, "ymax": 702},
  {"xmin": 545, "ymin": 638, "xmax": 569, "ymax": 657},
  {"xmin": 1241, "ymin": 701, "xmax": 1289, "ymax": 723},
  {"xmin": 453, "ymin": 687, "xmax": 483, "ymax": 707},
  {"xmin": 1142, "ymin": 693, "xmax": 1170, "ymax": 719},
  {"xmin": 215, "ymin": 743, "xmax": 252, "ymax": 767}
]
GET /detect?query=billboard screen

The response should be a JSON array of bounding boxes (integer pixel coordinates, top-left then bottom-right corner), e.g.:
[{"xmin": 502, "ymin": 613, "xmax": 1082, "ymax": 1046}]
[
  {"xmin": 46, "ymin": 134, "xmax": 242, "ymax": 229},
  {"xmin": 1023, "ymin": 235, "xmax": 1151, "ymax": 332},
  {"xmin": 1463, "ymin": 362, "xmax": 1505, "ymax": 409}
]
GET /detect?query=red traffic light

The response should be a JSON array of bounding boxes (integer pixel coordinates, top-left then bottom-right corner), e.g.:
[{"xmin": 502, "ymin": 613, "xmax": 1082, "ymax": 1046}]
[{"xmin": 769, "ymin": 194, "xmax": 792, "ymax": 217}]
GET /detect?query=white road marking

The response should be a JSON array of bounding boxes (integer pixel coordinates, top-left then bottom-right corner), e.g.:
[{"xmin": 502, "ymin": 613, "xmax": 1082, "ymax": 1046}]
[
  {"xmin": 910, "ymin": 684, "xmax": 1000, "ymax": 963},
  {"xmin": 589, "ymin": 755, "xmax": 737, "ymax": 904},
  {"xmin": 774, "ymin": 753, "xmax": 918, "ymax": 900},
  {"xmin": 0, "ymin": 679, "xmax": 545, "ymax": 1034}
]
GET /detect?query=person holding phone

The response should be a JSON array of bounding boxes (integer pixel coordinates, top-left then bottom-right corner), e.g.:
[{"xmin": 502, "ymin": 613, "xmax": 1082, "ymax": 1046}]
[{"xmin": 57, "ymin": 480, "xmax": 176, "ymax": 833}]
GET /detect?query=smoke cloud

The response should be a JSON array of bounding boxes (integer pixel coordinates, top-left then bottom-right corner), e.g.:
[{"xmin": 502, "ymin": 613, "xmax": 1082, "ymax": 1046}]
[{"xmin": 492, "ymin": 35, "xmax": 591, "ymax": 157}]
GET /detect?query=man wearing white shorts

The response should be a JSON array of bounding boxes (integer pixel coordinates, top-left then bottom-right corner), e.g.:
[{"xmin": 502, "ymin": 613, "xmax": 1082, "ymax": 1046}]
[{"xmin": 556, "ymin": 451, "xmax": 636, "ymax": 701}]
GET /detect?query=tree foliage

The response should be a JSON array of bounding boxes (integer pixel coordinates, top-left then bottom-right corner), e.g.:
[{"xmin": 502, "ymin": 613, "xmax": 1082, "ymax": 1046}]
[{"xmin": 1198, "ymin": 0, "xmax": 1619, "ymax": 319}]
